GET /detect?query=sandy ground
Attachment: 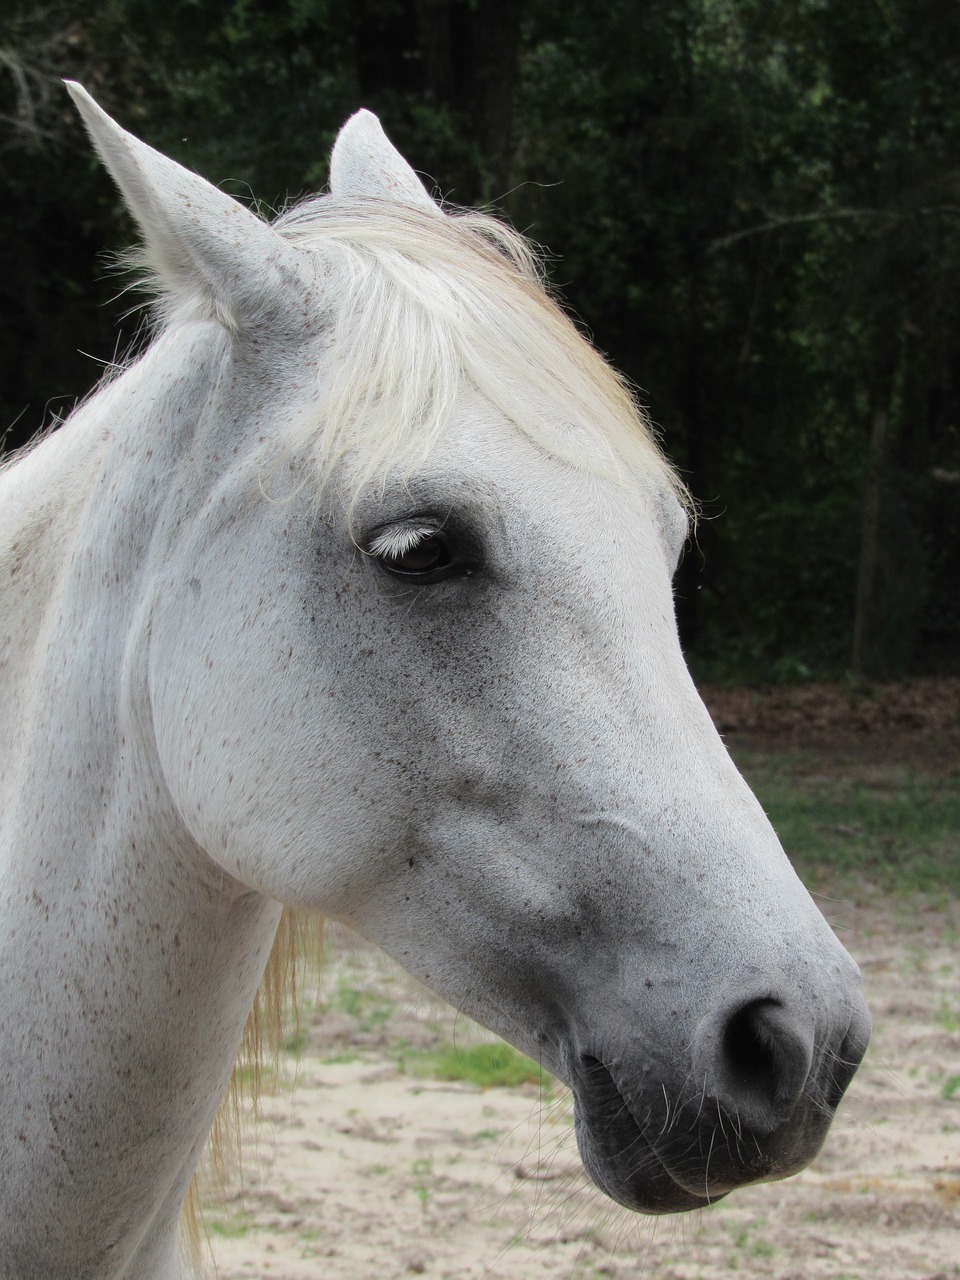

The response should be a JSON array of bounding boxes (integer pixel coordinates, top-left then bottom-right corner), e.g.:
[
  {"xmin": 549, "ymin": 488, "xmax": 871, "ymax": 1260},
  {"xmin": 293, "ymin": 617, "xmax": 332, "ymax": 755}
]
[{"xmin": 203, "ymin": 895, "xmax": 960, "ymax": 1280}]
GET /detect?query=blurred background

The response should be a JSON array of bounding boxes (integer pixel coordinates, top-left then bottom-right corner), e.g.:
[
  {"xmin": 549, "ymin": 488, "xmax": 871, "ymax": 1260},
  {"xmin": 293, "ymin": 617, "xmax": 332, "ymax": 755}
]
[{"xmin": 2, "ymin": 0, "xmax": 959, "ymax": 684}]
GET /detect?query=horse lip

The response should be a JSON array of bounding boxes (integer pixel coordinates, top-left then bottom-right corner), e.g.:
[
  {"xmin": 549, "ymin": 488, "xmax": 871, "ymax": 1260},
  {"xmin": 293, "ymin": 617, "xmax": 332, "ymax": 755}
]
[
  {"xmin": 573, "ymin": 1100, "xmax": 725, "ymax": 1213},
  {"xmin": 570, "ymin": 1054, "xmax": 724, "ymax": 1212},
  {"xmin": 570, "ymin": 1051, "xmax": 808, "ymax": 1211}
]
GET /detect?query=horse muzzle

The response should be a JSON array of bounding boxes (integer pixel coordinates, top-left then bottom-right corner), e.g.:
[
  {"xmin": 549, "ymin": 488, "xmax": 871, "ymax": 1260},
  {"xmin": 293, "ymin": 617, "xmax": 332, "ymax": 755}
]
[{"xmin": 568, "ymin": 988, "xmax": 871, "ymax": 1213}]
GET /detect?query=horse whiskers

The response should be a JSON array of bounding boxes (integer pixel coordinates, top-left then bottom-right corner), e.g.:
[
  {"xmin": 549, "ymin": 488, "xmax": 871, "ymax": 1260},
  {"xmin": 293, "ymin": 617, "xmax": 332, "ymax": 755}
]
[
  {"xmin": 715, "ymin": 1101, "xmax": 729, "ymax": 1146},
  {"xmin": 657, "ymin": 1083, "xmax": 672, "ymax": 1138},
  {"xmin": 702, "ymin": 1127, "xmax": 719, "ymax": 1204}
]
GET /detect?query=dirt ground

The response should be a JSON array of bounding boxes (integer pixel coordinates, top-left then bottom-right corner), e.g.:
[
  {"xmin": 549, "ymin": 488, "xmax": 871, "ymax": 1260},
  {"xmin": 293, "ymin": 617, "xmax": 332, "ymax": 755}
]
[
  {"xmin": 700, "ymin": 678, "xmax": 960, "ymax": 765},
  {"xmin": 206, "ymin": 683, "xmax": 960, "ymax": 1280}
]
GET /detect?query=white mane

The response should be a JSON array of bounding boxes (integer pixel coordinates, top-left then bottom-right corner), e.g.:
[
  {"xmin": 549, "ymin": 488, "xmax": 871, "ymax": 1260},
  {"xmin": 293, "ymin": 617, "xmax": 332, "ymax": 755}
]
[
  {"xmin": 275, "ymin": 199, "xmax": 686, "ymax": 502},
  {"xmin": 125, "ymin": 192, "xmax": 687, "ymax": 507}
]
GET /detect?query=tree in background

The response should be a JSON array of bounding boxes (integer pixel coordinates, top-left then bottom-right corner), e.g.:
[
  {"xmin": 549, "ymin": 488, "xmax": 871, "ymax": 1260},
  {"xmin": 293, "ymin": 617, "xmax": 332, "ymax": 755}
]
[
  {"xmin": 2, "ymin": 0, "xmax": 958, "ymax": 679},
  {"xmin": 510, "ymin": 0, "xmax": 960, "ymax": 679}
]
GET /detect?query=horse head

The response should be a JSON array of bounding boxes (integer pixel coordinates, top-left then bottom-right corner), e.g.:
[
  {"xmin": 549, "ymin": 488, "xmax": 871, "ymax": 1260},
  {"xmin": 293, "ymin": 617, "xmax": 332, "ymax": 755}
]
[{"xmin": 67, "ymin": 85, "xmax": 869, "ymax": 1216}]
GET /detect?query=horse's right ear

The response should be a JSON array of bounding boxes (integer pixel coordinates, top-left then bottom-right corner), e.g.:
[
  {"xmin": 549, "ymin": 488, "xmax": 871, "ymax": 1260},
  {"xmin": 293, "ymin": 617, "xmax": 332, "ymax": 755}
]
[{"xmin": 66, "ymin": 82, "xmax": 300, "ymax": 333}]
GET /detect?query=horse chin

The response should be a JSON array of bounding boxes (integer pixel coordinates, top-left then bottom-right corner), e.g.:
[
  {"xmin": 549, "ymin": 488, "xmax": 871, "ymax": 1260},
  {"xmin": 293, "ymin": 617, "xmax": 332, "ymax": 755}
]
[{"xmin": 573, "ymin": 1109, "xmax": 724, "ymax": 1214}]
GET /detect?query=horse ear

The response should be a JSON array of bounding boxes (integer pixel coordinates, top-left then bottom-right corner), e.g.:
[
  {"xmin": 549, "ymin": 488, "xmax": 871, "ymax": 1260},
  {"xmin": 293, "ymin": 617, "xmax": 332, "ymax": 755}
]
[
  {"xmin": 65, "ymin": 81, "xmax": 299, "ymax": 331},
  {"xmin": 329, "ymin": 110, "xmax": 439, "ymax": 214}
]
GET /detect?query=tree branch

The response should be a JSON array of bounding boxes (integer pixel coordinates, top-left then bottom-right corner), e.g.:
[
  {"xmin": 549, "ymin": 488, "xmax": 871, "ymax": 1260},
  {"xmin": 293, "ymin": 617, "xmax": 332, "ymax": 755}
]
[{"xmin": 709, "ymin": 205, "xmax": 960, "ymax": 252}]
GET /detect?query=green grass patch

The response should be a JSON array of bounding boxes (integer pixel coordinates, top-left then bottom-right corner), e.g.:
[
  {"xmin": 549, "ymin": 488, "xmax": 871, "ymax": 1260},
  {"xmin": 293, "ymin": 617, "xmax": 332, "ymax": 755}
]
[
  {"xmin": 400, "ymin": 1041, "xmax": 550, "ymax": 1089},
  {"xmin": 943, "ymin": 1074, "xmax": 960, "ymax": 1101},
  {"xmin": 735, "ymin": 752, "xmax": 960, "ymax": 895},
  {"xmin": 205, "ymin": 1210, "xmax": 253, "ymax": 1239},
  {"xmin": 283, "ymin": 1027, "xmax": 308, "ymax": 1056},
  {"xmin": 940, "ymin": 1000, "xmax": 960, "ymax": 1033},
  {"xmin": 231, "ymin": 1061, "xmax": 277, "ymax": 1092},
  {"xmin": 323, "ymin": 980, "xmax": 393, "ymax": 1033}
]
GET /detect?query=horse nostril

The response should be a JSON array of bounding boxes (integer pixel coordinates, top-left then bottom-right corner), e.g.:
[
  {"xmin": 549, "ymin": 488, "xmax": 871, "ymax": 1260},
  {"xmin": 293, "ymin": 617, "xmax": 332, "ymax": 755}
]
[
  {"xmin": 705, "ymin": 997, "xmax": 815, "ymax": 1134},
  {"xmin": 723, "ymin": 1000, "xmax": 783, "ymax": 1098}
]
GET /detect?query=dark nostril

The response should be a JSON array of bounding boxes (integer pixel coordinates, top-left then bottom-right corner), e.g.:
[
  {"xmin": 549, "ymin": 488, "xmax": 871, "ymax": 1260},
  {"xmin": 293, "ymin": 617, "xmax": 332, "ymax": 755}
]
[
  {"xmin": 709, "ymin": 997, "xmax": 815, "ymax": 1133},
  {"xmin": 723, "ymin": 1000, "xmax": 783, "ymax": 1099}
]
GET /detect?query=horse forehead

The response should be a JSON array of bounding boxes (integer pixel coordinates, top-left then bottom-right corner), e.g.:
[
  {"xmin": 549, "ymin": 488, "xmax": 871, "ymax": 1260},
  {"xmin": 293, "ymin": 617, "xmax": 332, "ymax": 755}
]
[{"xmin": 432, "ymin": 399, "xmax": 667, "ymax": 532}]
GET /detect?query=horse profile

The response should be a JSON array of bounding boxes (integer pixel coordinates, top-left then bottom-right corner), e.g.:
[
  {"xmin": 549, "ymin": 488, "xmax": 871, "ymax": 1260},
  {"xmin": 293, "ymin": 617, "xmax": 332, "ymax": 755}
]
[{"xmin": 0, "ymin": 84, "xmax": 869, "ymax": 1278}]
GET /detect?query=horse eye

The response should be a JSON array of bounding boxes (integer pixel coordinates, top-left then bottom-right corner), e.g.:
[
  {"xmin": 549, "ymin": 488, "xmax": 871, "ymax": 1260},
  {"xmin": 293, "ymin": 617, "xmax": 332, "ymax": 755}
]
[
  {"xmin": 365, "ymin": 522, "xmax": 465, "ymax": 581},
  {"xmin": 380, "ymin": 533, "xmax": 450, "ymax": 576}
]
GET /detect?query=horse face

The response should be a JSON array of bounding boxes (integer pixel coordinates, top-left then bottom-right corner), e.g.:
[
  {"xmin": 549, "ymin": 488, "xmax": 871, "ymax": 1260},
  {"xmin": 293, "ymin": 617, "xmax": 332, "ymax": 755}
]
[{"xmin": 148, "ymin": 388, "xmax": 868, "ymax": 1213}]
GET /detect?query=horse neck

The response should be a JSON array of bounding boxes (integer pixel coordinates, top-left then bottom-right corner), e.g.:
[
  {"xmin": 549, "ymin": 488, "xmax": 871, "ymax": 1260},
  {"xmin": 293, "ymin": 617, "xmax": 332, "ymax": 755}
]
[
  {"xmin": 1, "ymin": 326, "xmax": 219, "ymax": 737},
  {"xmin": 0, "ymin": 326, "xmax": 283, "ymax": 1279}
]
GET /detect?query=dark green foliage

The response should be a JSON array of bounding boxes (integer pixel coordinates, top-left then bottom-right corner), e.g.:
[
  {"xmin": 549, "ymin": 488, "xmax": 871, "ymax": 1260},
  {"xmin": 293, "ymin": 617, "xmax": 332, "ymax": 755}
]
[
  {"xmin": 510, "ymin": 0, "xmax": 960, "ymax": 679},
  {"xmin": 2, "ymin": 0, "xmax": 958, "ymax": 678}
]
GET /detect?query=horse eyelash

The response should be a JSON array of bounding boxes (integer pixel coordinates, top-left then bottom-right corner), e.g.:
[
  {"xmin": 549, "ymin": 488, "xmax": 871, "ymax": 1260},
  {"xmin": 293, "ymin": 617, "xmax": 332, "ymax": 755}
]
[{"xmin": 367, "ymin": 523, "xmax": 438, "ymax": 559}]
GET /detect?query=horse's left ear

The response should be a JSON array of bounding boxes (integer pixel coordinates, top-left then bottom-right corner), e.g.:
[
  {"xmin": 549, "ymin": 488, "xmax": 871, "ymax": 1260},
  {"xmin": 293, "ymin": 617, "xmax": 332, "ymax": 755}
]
[
  {"xmin": 329, "ymin": 110, "xmax": 440, "ymax": 214},
  {"xmin": 66, "ymin": 82, "xmax": 301, "ymax": 332}
]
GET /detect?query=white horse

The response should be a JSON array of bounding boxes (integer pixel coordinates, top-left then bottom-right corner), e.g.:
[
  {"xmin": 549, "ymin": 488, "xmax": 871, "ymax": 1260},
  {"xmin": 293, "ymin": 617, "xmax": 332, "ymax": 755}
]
[{"xmin": 0, "ymin": 84, "xmax": 869, "ymax": 1278}]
